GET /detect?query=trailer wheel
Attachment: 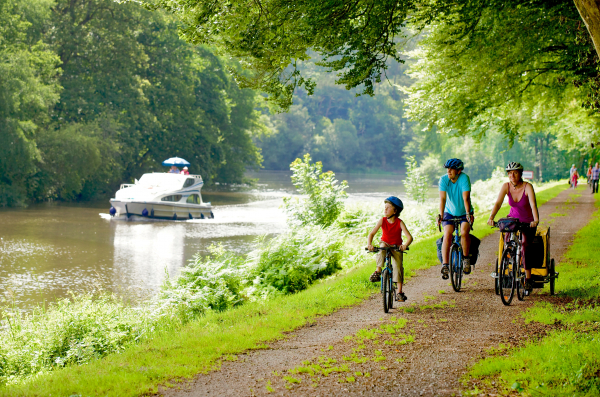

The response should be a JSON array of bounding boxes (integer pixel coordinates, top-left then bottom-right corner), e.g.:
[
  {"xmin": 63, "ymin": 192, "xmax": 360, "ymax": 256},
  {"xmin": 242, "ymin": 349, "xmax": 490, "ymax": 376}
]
[{"xmin": 549, "ymin": 258, "xmax": 556, "ymax": 296}]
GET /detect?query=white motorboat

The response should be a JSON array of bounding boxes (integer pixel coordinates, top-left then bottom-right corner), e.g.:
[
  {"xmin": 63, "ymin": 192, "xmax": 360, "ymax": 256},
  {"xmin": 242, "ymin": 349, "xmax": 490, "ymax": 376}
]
[{"xmin": 109, "ymin": 173, "xmax": 213, "ymax": 220}]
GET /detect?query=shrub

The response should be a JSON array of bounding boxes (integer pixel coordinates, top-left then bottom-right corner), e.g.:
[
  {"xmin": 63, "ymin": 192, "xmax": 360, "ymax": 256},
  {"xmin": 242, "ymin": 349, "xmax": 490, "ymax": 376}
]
[
  {"xmin": 0, "ymin": 294, "xmax": 157, "ymax": 386},
  {"xmin": 158, "ymin": 245, "xmax": 246, "ymax": 319},
  {"xmin": 244, "ymin": 227, "xmax": 345, "ymax": 298},
  {"xmin": 403, "ymin": 156, "xmax": 429, "ymax": 204},
  {"xmin": 283, "ymin": 154, "xmax": 348, "ymax": 227}
]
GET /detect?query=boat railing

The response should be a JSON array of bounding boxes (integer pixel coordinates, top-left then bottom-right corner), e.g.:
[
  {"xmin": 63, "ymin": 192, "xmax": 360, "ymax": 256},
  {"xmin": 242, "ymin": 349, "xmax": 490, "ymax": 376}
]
[{"xmin": 120, "ymin": 183, "xmax": 136, "ymax": 189}]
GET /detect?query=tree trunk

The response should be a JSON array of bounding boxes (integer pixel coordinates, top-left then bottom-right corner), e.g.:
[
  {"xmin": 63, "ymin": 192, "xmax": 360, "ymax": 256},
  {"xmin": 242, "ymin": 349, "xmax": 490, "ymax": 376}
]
[{"xmin": 573, "ymin": 0, "xmax": 600, "ymax": 60}]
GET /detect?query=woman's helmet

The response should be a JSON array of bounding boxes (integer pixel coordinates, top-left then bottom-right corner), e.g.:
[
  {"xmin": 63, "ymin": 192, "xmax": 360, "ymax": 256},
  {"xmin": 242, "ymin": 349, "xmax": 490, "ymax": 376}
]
[
  {"xmin": 444, "ymin": 158, "xmax": 464, "ymax": 170},
  {"xmin": 384, "ymin": 196, "xmax": 404, "ymax": 215},
  {"xmin": 505, "ymin": 162, "xmax": 524, "ymax": 172}
]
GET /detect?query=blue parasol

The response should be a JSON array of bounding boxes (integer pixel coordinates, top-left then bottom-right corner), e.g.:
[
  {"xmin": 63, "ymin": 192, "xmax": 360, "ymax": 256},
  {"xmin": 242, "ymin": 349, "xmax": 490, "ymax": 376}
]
[{"xmin": 162, "ymin": 157, "xmax": 190, "ymax": 167}]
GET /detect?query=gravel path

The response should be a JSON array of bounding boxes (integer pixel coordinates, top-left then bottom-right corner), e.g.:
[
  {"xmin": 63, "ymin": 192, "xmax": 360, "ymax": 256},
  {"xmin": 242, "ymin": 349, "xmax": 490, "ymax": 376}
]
[{"xmin": 158, "ymin": 187, "xmax": 593, "ymax": 397}]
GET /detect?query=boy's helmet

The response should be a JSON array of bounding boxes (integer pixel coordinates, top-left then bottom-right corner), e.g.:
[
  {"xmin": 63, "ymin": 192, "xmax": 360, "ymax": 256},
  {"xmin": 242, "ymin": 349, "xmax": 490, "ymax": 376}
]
[
  {"xmin": 505, "ymin": 162, "xmax": 524, "ymax": 172},
  {"xmin": 444, "ymin": 158, "xmax": 464, "ymax": 170},
  {"xmin": 384, "ymin": 196, "xmax": 404, "ymax": 214}
]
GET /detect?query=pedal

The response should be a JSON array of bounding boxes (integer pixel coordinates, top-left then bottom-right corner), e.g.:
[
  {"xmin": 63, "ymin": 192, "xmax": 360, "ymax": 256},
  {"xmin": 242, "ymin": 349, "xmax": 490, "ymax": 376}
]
[{"xmin": 491, "ymin": 272, "xmax": 498, "ymax": 278}]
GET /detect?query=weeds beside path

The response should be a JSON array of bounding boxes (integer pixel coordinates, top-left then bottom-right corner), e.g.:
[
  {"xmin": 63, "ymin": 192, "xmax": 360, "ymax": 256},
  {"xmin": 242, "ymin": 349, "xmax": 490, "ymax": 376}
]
[{"xmin": 155, "ymin": 186, "xmax": 594, "ymax": 396}]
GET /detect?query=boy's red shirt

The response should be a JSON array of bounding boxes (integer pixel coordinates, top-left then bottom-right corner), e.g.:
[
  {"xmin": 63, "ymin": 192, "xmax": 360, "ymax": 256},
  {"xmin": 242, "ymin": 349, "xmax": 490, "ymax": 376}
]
[{"xmin": 381, "ymin": 217, "xmax": 403, "ymax": 246}]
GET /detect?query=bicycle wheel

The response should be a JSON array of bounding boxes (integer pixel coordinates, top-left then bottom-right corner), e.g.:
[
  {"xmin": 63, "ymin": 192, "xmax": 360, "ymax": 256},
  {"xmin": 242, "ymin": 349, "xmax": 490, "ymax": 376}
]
[
  {"xmin": 450, "ymin": 244, "xmax": 462, "ymax": 292},
  {"xmin": 516, "ymin": 266, "xmax": 526, "ymax": 301},
  {"xmin": 499, "ymin": 248, "xmax": 515, "ymax": 306},
  {"xmin": 549, "ymin": 258, "xmax": 556, "ymax": 295},
  {"xmin": 382, "ymin": 269, "xmax": 392, "ymax": 313},
  {"xmin": 494, "ymin": 258, "xmax": 500, "ymax": 295}
]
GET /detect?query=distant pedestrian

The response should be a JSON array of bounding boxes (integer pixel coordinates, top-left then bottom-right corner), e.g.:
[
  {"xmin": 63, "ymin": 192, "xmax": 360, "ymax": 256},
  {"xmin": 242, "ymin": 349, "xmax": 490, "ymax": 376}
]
[
  {"xmin": 571, "ymin": 169, "xmax": 579, "ymax": 189},
  {"xmin": 592, "ymin": 163, "xmax": 600, "ymax": 194},
  {"xmin": 587, "ymin": 164, "xmax": 593, "ymax": 189},
  {"xmin": 569, "ymin": 164, "xmax": 576, "ymax": 187}
]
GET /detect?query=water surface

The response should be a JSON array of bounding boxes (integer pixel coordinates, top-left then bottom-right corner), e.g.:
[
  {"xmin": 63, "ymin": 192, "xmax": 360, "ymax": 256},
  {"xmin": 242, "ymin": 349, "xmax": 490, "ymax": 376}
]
[{"xmin": 0, "ymin": 170, "xmax": 406, "ymax": 309}]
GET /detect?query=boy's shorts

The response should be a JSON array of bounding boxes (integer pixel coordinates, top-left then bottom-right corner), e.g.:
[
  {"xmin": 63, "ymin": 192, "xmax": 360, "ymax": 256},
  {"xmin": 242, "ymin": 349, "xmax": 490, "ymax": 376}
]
[
  {"xmin": 376, "ymin": 242, "xmax": 404, "ymax": 284},
  {"xmin": 442, "ymin": 212, "xmax": 470, "ymax": 227}
]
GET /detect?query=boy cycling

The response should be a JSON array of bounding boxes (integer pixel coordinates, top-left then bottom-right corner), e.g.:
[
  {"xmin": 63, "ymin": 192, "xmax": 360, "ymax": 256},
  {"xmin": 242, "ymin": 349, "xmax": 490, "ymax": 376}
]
[
  {"xmin": 367, "ymin": 196, "xmax": 413, "ymax": 302},
  {"xmin": 437, "ymin": 158, "xmax": 474, "ymax": 279}
]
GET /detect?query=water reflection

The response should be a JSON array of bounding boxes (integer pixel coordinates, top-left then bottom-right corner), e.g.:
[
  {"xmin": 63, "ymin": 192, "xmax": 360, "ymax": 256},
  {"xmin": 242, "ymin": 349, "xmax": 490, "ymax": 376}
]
[{"xmin": 112, "ymin": 223, "xmax": 186, "ymax": 293}]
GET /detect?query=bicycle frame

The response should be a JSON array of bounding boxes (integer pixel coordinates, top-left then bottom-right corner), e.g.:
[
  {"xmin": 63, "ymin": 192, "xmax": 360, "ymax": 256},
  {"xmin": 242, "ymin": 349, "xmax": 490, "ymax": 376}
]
[
  {"xmin": 441, "ymin": 217, "xmax": 471, "ymax": 292},
  {"xmin": 495, "ymin": 221, "xmax": 529, "ymax": 305},
  {"xmin": 366, "ymin": 246, "xmax": 407, "ymax": 313}
]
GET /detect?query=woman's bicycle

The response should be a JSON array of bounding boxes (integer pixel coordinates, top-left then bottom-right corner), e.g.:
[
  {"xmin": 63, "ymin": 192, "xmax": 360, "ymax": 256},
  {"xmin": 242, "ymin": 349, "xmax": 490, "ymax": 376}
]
[
  {"xmin": 366, "ymin": 246, "xmax": 408, "ymax": 313},
  {"xmin": 438, "ymin": 217, "xmax": 473, "ymax": 292},
  {"xmin": 492, "ymin": 219, "xmax": 530, "ymax": 305}
]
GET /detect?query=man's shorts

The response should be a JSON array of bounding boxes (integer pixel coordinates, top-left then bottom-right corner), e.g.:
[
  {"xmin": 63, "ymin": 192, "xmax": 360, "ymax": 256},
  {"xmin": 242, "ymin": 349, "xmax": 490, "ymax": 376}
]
[{"xmin": 442, "ymin": 212, "xmax": 470, "ymax": 227}]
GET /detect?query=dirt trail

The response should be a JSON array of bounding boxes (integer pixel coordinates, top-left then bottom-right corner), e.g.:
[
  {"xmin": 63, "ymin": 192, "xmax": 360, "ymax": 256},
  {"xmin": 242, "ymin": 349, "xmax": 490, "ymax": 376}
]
[{"xmin": 158, "ymin": 187, "xmax": 594, "ymax": 397}]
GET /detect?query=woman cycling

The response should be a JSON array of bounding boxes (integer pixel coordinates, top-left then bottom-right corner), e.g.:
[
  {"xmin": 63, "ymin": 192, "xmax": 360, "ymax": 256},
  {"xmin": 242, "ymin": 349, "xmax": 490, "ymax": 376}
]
[{"xmin": 487, "ymin": 162, "xmax": 540, "ymax": 291}]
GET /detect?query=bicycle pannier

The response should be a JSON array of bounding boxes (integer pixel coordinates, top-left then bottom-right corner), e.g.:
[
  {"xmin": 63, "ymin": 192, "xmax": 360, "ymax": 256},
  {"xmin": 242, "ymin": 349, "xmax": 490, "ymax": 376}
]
[
  {"xmin": 497, "ymin": 217, "xmax": 519, "ymax": 233},
  {"xmin": 436, "ymin": 237, "xmax": 443, "ymax": 263},
  {"xmin": 469, "ymin": 234, "xmax": 481, "ymax": 265}
]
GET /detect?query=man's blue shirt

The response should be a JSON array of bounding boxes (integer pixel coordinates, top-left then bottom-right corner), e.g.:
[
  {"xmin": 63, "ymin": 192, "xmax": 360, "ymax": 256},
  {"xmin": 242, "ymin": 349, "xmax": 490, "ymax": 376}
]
[{"xmin": 439, "ymin": 173, "xmax": 471, "ymax": 216}]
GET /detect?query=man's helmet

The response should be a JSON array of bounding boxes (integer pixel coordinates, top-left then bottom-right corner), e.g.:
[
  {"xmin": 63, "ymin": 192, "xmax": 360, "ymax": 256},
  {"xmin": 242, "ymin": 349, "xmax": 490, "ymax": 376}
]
[
  {"xmin": 384, "ymin": 196, "xmax": 404, "ymax": 214},
  {"xmin": 505, "ymin": 162, "xmax": 524, "ymax": 172},
  {"xmin": 444, "ymin": 158, "xmax": 464, "ymax": 170}
]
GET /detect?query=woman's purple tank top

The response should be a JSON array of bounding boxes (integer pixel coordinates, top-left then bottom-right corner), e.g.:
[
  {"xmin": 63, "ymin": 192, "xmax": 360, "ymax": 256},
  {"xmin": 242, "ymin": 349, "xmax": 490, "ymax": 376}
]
[{"xmin": 507, "ymin": 183, "xmax": 534, "ymax": 222}]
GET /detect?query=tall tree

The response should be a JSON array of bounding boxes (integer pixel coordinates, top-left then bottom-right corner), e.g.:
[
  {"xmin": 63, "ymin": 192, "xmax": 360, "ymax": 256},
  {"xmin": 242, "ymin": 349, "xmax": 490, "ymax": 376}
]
[{"xmin": 0, "ymin": 0, "xmax": 60, "ymax": 206}]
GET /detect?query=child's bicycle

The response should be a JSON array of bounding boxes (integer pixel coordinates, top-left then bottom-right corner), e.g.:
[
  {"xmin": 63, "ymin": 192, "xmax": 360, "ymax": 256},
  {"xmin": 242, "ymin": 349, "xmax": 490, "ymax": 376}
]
[
  {"xmin": 438, "ymin": 217, "xmax": 473, "ymax": 292},
  {"xmin": 366, "ymin": 246, "xmax": 408, "ymax": 313}
]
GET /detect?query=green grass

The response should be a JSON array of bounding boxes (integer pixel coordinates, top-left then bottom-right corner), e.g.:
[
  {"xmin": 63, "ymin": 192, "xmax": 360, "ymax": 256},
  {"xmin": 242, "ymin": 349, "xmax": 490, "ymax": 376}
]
[
  {"xmin": 0, "ymin": 182, "xmax": 570, "ymax": 396},
  {"xmin": 466, "ymin": 189, "xmax": 600, "ymax": 397}
]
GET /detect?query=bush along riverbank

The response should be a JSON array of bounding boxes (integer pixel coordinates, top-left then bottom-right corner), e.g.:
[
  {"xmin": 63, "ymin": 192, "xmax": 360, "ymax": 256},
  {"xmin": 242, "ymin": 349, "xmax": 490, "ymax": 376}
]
[
  {"xmin": 466, "ymin": 192, "xmax": 600, "ymax": 396},
  {"xmin": 0, "ymin": 156, "xmax": 568, "ymax": 395}
]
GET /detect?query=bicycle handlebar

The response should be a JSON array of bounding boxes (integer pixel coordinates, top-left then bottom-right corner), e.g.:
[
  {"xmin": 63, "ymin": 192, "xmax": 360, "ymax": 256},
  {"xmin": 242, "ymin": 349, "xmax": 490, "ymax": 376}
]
[
  {"xmin": 490, "ymin": 220, "xmax": 532, "ymax": 229},
  {"xmin": 365, "ymin": 246, "xmax": 409, "ymax": 253},
  {"xmin": 437, "ymin": 216, "xmax": 474, "ymax": 232}
]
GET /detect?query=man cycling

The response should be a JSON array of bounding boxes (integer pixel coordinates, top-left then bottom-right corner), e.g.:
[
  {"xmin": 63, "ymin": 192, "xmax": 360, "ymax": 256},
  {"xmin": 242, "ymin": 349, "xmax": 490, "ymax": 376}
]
[{"xmin": 437, "ymin": 158, "xmax": 474, "ymax": 279}]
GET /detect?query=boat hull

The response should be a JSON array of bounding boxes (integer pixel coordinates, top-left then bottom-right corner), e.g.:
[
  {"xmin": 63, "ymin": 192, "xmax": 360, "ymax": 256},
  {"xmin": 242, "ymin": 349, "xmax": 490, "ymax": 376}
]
[{"xmin": 110, "ymin": 199, "xmax": 213, "ymax": 220}]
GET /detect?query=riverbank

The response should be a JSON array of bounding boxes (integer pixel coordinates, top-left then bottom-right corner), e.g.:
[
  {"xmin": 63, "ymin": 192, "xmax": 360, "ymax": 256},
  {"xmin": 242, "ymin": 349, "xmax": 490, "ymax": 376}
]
[
  {"xmin": 0, "ymin": 182, "xmax": 569, "ymax": 396},
  {"xmin": 466, "ymin": 187, "xmax": 600, "ymax": 396}
]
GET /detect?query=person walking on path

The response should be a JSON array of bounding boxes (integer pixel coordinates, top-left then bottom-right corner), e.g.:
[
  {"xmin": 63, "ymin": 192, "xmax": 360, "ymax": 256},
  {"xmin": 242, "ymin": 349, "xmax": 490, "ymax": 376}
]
[
  {"xmin": 587, "ymin": 164, "xmax": 593, "ymax": 189},
  {"xmin": 592, "ymin": 163, "xmax": 600, "ymax": 194},
  {"xmin": 571, "ymin": 168, "xmax": 579, "ymax": 189},
  {"xmin": 569, "ymin": 164, "xmax": 577, "ymax": 188}
]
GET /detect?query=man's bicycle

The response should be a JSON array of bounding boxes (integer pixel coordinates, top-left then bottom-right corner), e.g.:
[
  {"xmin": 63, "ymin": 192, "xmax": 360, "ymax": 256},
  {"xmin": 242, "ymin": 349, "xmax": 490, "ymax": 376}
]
[
  {"xmin": 492, "ymin": 219, "xmax": 531, "ymax": 305},
  {"xmin": 366, "ymin": 246, "xmax": 408, "ymax": 313},
  {"xmin": 438, "ymin": 217, "xmax": 473, "ymax": 292}
]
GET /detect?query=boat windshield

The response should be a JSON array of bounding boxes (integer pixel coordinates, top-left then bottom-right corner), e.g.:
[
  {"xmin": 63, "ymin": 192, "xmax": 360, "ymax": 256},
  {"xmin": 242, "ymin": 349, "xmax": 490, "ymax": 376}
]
[{"xmin": 137, "ymin": 173, "xmax": 187, "ymax": 190}]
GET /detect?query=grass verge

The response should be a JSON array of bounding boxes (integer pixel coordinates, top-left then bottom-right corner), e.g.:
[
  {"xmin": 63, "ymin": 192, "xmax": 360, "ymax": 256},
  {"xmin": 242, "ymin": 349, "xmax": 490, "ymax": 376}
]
[
  {"xmin": 0, "ymin": 182, "xmax": 570, "ymax": 396},
  {"xmin": 466, "ymin": 186, "xmax": 600, "ymax": 396}
]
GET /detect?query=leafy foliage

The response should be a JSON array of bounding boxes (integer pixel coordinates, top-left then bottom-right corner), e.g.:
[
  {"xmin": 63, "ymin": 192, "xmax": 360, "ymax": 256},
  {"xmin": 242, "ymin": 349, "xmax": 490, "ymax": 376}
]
[
  {"xmin": 404, "ymin": 0, "xmax": 600, "ymax": 148},
  {"xmin": 148, "ymin": 0, "xmax": 414, "ymax": 108},
  {"xmin": 0, "ymin": 294, "xmax": 160, "ymax": 385},
  {"xmin": 0, "ymin": 0, "xmax": 265, "ymax": 206},
  {"xmin": 244, "ymin": 227, "xmax": 344, "ymax": 298},
  {"xmin": 0, "ymin": 0, "xmax": 61, "ymax": 205},
  {"xmin": 403, "ymin": 156, "xmax": 428, "ymax": 204},
  {"xmin": 283, "ymin": 154, "xmax": 348, "ymax": 227}
]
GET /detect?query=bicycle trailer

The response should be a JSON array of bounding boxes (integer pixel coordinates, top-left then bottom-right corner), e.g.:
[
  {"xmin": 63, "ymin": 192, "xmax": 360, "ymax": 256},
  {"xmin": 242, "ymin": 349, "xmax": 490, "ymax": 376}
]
[{"xmin": 494, "ymin": 226, "xmax": 558, "ymax": 294}]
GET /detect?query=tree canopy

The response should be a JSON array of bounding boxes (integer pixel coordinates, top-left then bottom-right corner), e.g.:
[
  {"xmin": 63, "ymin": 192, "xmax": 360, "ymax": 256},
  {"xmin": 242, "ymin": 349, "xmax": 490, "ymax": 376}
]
[
  {"xmin": 147, "ymin": 0, "xmax": 600, "ymax": 112},
  {"xmin": 0, "ymin": 0, "xmax": 264, "ymax": 206}
]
